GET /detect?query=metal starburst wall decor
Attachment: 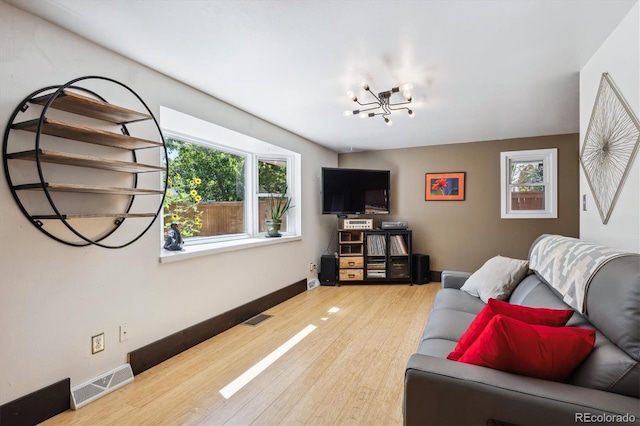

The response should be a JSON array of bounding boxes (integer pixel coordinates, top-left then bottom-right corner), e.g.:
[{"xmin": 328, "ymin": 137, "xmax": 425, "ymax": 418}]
[{"xmin": 581, "ymin": 73, "xmax": 640, "ymax": 224}]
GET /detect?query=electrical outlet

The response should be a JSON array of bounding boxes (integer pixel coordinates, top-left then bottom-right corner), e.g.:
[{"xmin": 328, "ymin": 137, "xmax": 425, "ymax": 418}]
[
  {"xmin": 119, "ymin": 324, "xmax": 129, "ymax": 342},
  {"xmin": 92, "ymin": 333, "xmax": 105, "ymax": 354},
  {"xmin": 309, "ymin": 262, "xmax": 317, "ymax": 272}
]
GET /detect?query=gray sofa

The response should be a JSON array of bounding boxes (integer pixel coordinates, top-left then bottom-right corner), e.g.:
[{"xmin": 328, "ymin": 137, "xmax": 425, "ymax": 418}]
[{"xmin": 404, "ymin": 235, "xmax": 640, "ymax": 426}]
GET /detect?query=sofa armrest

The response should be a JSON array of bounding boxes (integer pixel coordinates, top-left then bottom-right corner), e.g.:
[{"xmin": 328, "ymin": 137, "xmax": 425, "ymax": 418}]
[
  {"xmin": 440, "ymin": 270, "xmax": 472, "ymax": 289},
  {"xmin": 404, "ymin": 354, "xmax": 640, "ymax": 426}
]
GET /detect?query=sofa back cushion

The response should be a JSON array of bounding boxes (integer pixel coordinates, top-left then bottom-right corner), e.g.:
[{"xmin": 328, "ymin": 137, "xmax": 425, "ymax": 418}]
[
  {"xmin": 585, "ymin": 255, "xmax": 640, "ymax": 363},
  {"xmin": 528, "ymin": 234, "xmax": 640, "ymax": 362},
  {"xmin": 510, "ymin": 273, "xmax": 639, "ymax": 398},
  {"xmin": 516, "ymin": 236, "xmax": 640, "ymax": 398}
]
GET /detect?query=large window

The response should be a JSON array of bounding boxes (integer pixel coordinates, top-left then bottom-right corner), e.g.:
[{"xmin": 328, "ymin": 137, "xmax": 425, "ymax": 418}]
[
  {"xmin": 500, "ymin": 148, "xmax": 557, "ymax": 219},
  {"xmin": 160, "ymin": 107, "xmax": 300, "ymax": 248},
  {"xmin": 164, "ymin": 137, "xmax": 247, "ymax": 240}
]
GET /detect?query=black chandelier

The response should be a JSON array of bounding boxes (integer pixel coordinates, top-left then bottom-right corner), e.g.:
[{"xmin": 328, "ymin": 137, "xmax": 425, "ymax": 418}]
[{"xmin": 344, "ymin": 81, "xmax": 414, "ymax": 126}]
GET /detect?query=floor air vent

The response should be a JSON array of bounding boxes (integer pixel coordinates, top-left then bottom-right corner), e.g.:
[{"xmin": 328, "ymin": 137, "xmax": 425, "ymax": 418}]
[
  {"xmin": 243, "ymin": 314, "xmax": 273, "ymax": 326},
  {"xmin": 71, "ymin": 363, "xmax": 134, "ymax": 410}
]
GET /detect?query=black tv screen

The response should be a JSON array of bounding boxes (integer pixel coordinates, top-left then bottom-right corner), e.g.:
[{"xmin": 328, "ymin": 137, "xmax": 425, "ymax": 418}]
[{"xmin": 322, "ymin": 167, "xmax": 390, "ymax": 215}]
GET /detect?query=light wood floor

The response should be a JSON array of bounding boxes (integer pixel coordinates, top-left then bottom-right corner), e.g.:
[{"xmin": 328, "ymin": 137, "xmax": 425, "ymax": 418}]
[{"xmin": 43, "ymin": 283, "xmax": 439, "ymax": 425}]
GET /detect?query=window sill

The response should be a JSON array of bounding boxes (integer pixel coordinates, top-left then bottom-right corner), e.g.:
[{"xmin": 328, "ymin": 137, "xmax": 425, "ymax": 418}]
[
  {"xmin": 501, "ymin": 212, "xmax": 558, "ymax": 219},
  {"xmin": 159, "ymin": 235, "xmax": 301, "ymax": 263}
]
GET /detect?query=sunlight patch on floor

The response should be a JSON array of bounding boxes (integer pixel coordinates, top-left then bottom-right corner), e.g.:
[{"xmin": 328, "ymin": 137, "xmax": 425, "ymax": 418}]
[{"xmin": 219, "ymin": 324, "xmax": 317, "ymax": 399}]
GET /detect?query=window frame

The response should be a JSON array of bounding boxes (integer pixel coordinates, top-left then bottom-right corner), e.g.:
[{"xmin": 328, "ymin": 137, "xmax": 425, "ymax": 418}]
[
  {"xmin": 256, "ymin": 156, "xmax": 294, "ymax": 236},
  {"xmin": 500, "ymin": 148, "xmax": 558, "ymax": 219},
  {"xmin": 163, "ymin": 130, "xmax": 253, "ymax": 245},
  {"xmin": 159, "ymin": 107, "xmax": 300, "ymax": 259}
]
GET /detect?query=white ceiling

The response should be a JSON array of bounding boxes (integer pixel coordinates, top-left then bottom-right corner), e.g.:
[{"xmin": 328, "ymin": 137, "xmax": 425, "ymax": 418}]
[{"xmin": 7, "ymin": 0, "xmax": 638, "ymax": 153}]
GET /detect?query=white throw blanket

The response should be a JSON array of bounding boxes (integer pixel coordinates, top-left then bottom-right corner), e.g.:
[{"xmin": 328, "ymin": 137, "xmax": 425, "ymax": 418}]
[{"xmin": 529, "ymin": 235, "xmax": 635, "ymax": 313}]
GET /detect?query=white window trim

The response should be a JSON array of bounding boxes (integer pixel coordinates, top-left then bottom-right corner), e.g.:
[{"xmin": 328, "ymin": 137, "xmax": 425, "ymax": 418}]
[
  {"xmin": 256, "ymin": 156, "xmax": 295, "ymax": 236},
  {"xmin": 500, "ymin": 148, "xmax": 558, "ymax": 219},
  {"xmin": 159, "ymin": 107, "xmax": 301, "ymax": 262}
]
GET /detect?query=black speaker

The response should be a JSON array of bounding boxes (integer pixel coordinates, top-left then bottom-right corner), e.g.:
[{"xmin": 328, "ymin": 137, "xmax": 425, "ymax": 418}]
[
  {"xmin": 319, "ymin": 255, "xmax": 337, "ymax": 286},
  {"xmin": 412, "ymin": 254, "xmax": 430, "ymax": 284}
]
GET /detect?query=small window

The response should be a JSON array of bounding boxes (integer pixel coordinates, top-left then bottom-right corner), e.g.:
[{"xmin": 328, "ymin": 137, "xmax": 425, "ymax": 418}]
[
  {"xmin": 500, "ymin": 148, "xmax": 557, "ymax": 219},
  {"xmin": 257, "ymin": 158, "xmax": 290, "ymax": 233}
]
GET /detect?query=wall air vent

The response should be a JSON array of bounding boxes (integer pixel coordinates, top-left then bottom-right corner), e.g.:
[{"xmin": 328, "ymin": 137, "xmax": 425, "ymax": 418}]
[{"xmin": 70, "ymin": 363, "xmax": 134, "ymax": 410}]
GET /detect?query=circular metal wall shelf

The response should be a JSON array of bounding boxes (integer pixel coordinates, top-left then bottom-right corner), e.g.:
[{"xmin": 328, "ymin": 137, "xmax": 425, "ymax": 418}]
[{"xmin": 2, "ymin": 76, "xmax": 168, "ymax": 248}]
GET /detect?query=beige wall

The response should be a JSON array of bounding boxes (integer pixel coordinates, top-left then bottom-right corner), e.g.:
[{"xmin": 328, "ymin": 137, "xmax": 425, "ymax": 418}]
[
  {"xmin": 0, "ymin": 2, "xmax": 337, "ymax": 404},
  {"xmin": 339, "ymin": 134, "xmax": 579, "ymax": 272}
]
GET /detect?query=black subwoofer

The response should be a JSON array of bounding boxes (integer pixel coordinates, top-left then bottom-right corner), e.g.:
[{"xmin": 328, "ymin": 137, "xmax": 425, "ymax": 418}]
[
  {"xmin": 319, "ymin": 254, "xmax": 337, "ymax": 286},
  {"xmin": 412, "ymin": 254, "xmax": 430, "ymax": 284}
]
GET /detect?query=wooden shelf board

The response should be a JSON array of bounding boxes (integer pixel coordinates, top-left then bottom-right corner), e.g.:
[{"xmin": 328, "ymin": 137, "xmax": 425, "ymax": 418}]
[
  {"xmin": 30, "ymin": 90, "xmax": 152, "ymax": 124},
  {"xmin": 12, "ymin": 118, "xmax": 162, "ymax": 150},
  {"xmin": 14, "ymin": 182, "xmax": 164, "ymax": 195},
  {"xmin": 7, "ymin": 149, "xmax": 165, "ymax": 173},
  {"xmin": 32, "ymin": 213, "xmax": 156, "ymax": 220}
]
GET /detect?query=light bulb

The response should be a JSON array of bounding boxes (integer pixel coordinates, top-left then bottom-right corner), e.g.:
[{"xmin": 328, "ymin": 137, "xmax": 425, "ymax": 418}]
[
  {"xmin": 399, "ymin": 83, "xmax": 413, "ymax": 92},
  {"xmin": 360, "ymin": 81, "xmax": 369, "ymax": 90},
  {"xmin": 347, "ymin": 91, "xmax": 356, "ymax": 101},
  {"xmin": 403, "ymin": 91, "xmax": 412, "ymax": 100},
  {"xmin": 408, "ymin": 109, "xmax": 415, "ymax": 118},
  {"xmin": 384, "ymin": 117, "xmax": 393, "ymax": 126},
  {"xmin": 344, "ymin": 110, "xmax": 353, "ymax": 117},
  {"xmin": 359, "ymin": 112, "xmax": 368, "ymax": 118}
]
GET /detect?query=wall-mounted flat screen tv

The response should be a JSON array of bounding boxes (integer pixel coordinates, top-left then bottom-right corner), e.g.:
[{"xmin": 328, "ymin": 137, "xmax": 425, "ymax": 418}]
[{"xmin": 321, "ymin": 167, "xmax": 390, "ymax": 215}]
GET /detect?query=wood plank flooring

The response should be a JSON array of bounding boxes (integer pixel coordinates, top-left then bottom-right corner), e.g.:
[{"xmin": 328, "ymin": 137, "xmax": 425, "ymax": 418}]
[{"xmin": 42, "ymin": 283, "xmax": 439, "ymax": 425}]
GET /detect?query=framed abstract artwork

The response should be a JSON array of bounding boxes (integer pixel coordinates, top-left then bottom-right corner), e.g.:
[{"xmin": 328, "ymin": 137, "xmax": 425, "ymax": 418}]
[
  {"xmin": 581, "ymin": 73, "xmax": 640, "ymax": 224},
  {"xmin": 425, "ymin": 172, "xmax": 465, "ymax": 201}
]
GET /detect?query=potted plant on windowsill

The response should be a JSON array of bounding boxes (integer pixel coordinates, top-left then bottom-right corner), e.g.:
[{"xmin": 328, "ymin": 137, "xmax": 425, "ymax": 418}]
[{"xmin": 265, "ymin": 186, "xmax": 293, "ymax": 237}]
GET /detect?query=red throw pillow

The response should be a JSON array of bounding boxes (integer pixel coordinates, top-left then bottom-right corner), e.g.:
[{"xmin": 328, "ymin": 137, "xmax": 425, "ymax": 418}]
[
  {"xmin": 457, "ymin": 315, "xmax": 595, "ymax": 381},
  {"xmin": 447, "ymin": 298, "xmax": 574, "ymax": 361}
]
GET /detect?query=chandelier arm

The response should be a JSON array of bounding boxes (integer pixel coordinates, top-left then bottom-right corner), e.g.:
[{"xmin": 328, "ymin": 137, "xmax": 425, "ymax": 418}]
[
  {"xmin": 357, "ymin": 105, "xmax": 383, "ymax": 113},
  {"xmin": 388, "ymin": 100, "xmax": 412, "ymax": 108},
  {"xmin": 365, "ymin": 88, "xmax": 383, "ymax": 105},
  {"xmin": 355, "ymin": 99, "xmax": 380, "ymax": 107},
  {"xmin": 388, "ymin": 105, "xmax": 412, "ymax": 112}
]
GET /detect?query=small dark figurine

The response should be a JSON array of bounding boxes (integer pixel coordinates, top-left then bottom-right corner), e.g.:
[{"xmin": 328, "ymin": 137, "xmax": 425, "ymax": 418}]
[{"xmin": 163, "ymin": 222, "xmax": 184, "ymax": 251}]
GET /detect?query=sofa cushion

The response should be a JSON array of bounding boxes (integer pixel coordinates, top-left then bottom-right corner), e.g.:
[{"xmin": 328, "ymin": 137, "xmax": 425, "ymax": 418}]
[
  {"xmin": 457, "ymin": 315, "xmax": 596, "ymax": 381},
  {"xmin": 460, "ymin": 255, "xmax": 529, "ymax": 303},
  {"xmin": 418, "ymin": 287, "xmax": 485, "ymax": 349},
  {"xmin": 421, "ymin": 308, "xmax": 477, "ymax": 343},
  {"xmin": 568, "ymin": 330, "xmax": 640, "ymax": 398},
  {"xmin": 585, "ymin": 255, "xmax": 640, "ymax": 361},
  {"xmin": 508, "ymin": 268, "xmax": 640, "ymax": 398},
  {"xmin": 509, "ymin": 274, "xmax": 564, "ymax": 307},
  {"xmin": 417, "ymin": 338, "xmax": 457, "ymax": 358},
  {"xmin": 430, "ymin": 287, "xmax": 486, "ymax": 315},
  {"xmin": 447, "ymin": 298, "xmax": 574, "ymax": 361}
]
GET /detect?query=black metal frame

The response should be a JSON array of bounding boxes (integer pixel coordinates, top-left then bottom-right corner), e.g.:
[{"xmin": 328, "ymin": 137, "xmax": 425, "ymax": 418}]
[{"xmin": 2, "ymin": 76, "xmax": 168, "ymax": 248}]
